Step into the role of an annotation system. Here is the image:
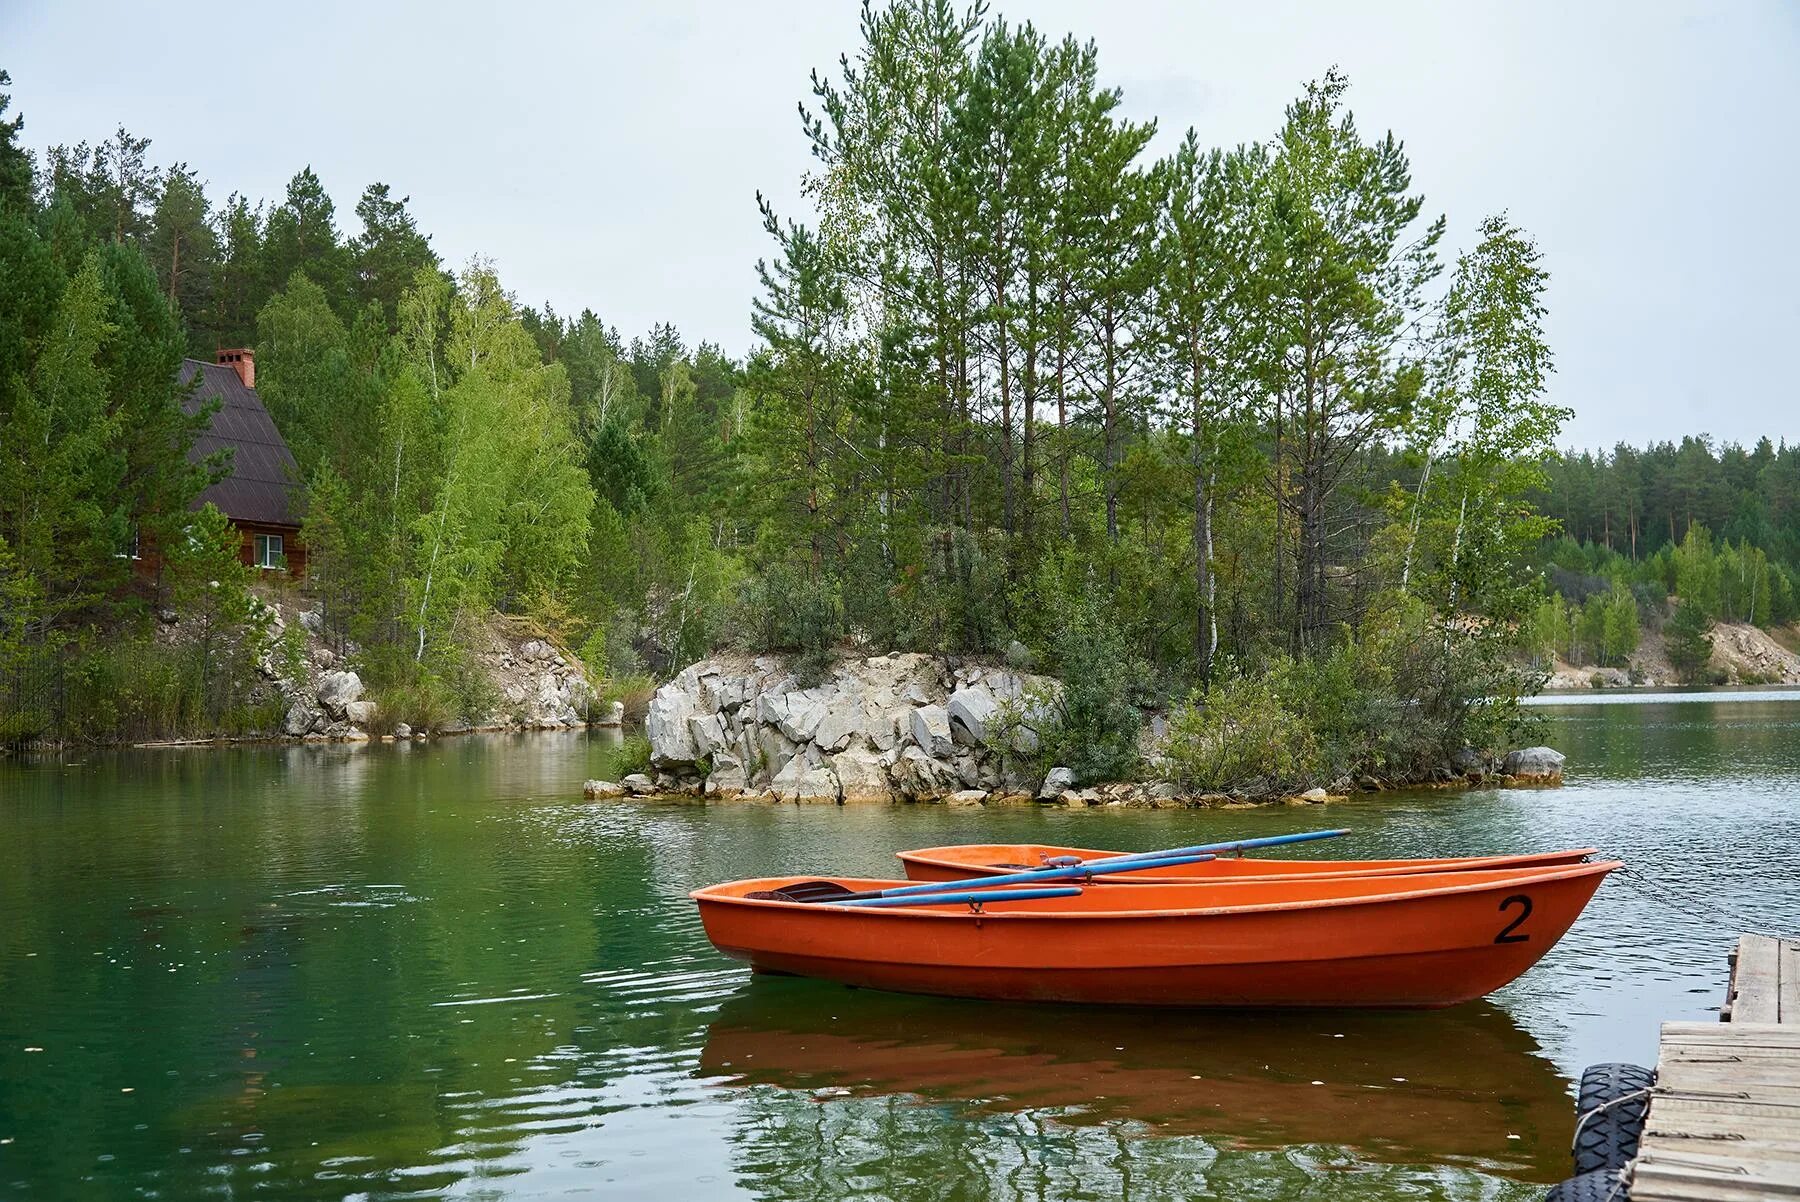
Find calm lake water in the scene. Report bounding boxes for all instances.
[4,696,1799,1201]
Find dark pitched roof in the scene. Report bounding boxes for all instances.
[178,359,301,528]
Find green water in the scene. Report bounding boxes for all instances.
[3,696,1799,1201]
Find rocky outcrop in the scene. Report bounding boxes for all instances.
[1546,620,1800,689]
[1502,746,1565,784]
[637,652,1569,806]
[260,604,597,741]
[644,653,1059,803]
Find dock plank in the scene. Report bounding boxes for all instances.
[1728,934,1782,1023]
[1663,1021,1800,1048]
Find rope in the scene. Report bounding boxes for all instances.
[1609,865,1793,937]
[1566,1087,1651,1202]
[1568,1086,1655,1157]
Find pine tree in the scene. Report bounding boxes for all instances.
[261,167,351,314]
[146,163,218,349]
[0,70,34,219]
[351,183,437,327]
[1261,70,1442,647]
[1665,597,1713,683]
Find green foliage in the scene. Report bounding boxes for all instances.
[615,733,653,777]
[737,559,842,686]
[1523,595,1562,665]
[1159,606,1544,795]
[1665,598,1714,684]
[1163,674,1321,794]
[375,683,455,734]
[1038,591,1143,785]
[1570,586,1638,668]
[1543,435,1800,578]
[1673,524,1721,620]
[0,71,32,219]
[164,503,272,717]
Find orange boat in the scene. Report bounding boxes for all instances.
[692,861,1619,1008]
[898,842,1596,884]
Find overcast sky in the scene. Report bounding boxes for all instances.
[5,0,1795,450]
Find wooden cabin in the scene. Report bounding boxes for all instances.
[174,348,306,577]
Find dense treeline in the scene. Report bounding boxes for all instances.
[1541,437,1800,570]
[1524,440,1800,679]
[2,1,1596,781]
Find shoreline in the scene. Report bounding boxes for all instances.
[1,719,624,755]
[1524,683,1800,705]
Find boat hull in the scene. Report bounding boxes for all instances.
[897,844,1595,884]
[693,862,1617,1008]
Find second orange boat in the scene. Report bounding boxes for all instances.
[897,843,1596,884]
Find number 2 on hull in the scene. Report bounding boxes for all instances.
[1495,894,1533,943]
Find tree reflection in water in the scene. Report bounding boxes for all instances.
[704,977,1565,1201]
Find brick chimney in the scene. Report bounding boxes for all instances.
[217,347,255,389]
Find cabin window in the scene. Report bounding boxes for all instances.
[254,533,285,570]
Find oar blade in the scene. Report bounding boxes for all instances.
[750,880,864,904]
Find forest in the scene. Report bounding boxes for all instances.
[2,2,1794,783]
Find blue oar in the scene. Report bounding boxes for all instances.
[836,886,1082,909]
[1042,828,1351,869]
[765,852,1217,904]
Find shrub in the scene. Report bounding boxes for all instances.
[368,678,455,734]
[1039,593,1142,785]
[1162,674,1321,794]
[736,560,842,683]
[614,733,652,776]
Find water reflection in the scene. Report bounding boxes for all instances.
[703,979,1570,1181]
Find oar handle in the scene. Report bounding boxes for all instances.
[1082,829,1351,868]
[835,886,1082,909]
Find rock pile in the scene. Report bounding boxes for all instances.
[482,638,597,729]
[645,653,1058,803]
[281,668,373,739]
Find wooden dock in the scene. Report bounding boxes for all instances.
[1630,934,1800,1200]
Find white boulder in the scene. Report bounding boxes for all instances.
[829,747,894,804]
[771,756,839,804]
[909,704,955,758]
[946,684,997,746]
[316,670,364,718]
[1503,746,1566,784]
[646,684,699,765]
